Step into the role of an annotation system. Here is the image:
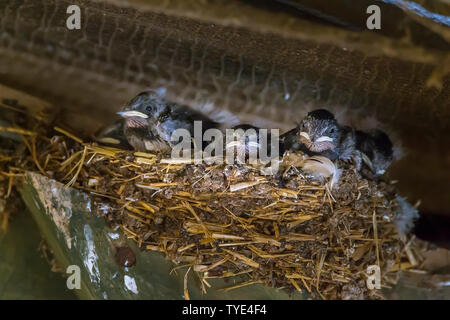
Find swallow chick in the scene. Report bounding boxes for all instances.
[118,90,218,153]
[355,128,394,177]
[282,109,394,178]
[281,109,352,161]
[226,124,260,161]
[225,124,282,162]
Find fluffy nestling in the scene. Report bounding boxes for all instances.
[355,128,394,176]
[282,109,394,177]
[281,109,353,161]
[118,90,218,153]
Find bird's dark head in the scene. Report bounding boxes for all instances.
[367,129,393,159]
[117,90,168,127]
[366,129,394,175]
[297,109,340,153]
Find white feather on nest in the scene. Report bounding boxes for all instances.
[395,196,419,240]
[300,156,342,188]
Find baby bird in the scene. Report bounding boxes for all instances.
[226,124,280,162]
[282,109,352,161]
[118,90,218,153]
[355,128,394,176]
[282,109,394,177]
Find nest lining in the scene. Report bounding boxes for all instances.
[15,125,422,300]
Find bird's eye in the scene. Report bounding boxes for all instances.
[145,106,152,113]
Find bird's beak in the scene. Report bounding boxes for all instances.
[299,132,310,141]
[315,136,333,143]
[117,111,149,119]
[300,133,335,152]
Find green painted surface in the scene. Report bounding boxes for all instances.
[0,209,76,300]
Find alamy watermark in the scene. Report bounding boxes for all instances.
[66,265,81,290]
[366,5,381,30]
[169,122,280,175]
[66,4,381,31]
[66,5,81,30]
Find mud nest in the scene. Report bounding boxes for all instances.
[3,120,418,300]
[0,101,423,299]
